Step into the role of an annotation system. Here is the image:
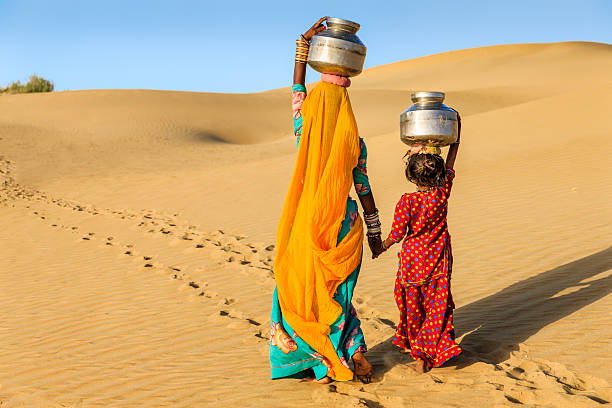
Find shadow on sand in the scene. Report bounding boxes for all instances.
[368,246,612,377]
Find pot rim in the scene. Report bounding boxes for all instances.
[326,17,360,32]
[411,91,445,103]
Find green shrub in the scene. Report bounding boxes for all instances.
[1,75,54,94]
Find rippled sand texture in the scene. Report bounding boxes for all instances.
[0,41,611,407]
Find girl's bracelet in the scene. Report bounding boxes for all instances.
[382,238,392,250]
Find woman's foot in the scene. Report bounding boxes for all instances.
[409,358,429,374]
[352,352,373,384]
[399,347,411,354]
[300,369,332,384]
[302,376,332,384]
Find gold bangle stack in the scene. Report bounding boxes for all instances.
[295,37,310,64]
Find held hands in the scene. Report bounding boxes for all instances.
[303,17,327,41]
[368,234,385,259]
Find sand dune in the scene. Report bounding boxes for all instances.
[1,41,611,407]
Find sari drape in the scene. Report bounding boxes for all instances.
[273,82,364,381]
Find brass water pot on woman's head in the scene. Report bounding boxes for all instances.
[400,92,459,147]
[307,18,367,77]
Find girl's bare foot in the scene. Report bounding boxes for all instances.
[399,347,411,354]
[352,352,373,384]
[409,358,428,374]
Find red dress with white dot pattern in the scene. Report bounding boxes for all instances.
[387,169,462,367]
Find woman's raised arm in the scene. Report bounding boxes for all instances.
[293,17,327,86]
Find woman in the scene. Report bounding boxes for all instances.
[269,17,384,384]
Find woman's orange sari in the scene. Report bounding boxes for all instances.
[274,82,364,381]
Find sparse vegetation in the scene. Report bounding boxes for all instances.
[1,75,54,94]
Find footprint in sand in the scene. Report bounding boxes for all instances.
[214,308,262,333]
[198,290,217,299]
[181,232,195,241]
[140,258,164,271]
[178,280,204,292]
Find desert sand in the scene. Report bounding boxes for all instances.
[0,41,611,407]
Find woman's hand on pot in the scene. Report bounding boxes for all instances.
[303,17,327,41]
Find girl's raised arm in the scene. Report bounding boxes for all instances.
[445,113,461,170]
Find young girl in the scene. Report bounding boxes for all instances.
[379,133,462,373]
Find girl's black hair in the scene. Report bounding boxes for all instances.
[405,153,447,188]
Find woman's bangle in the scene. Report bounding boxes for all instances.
[364,209,382,237]
[295,38,310,64]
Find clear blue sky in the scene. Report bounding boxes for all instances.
[1,0,610,93]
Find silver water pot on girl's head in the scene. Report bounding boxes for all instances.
[400,92,459,147]
[307,18,367,77]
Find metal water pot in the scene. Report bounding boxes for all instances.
[400,92,458,147]
[307,18,366,77]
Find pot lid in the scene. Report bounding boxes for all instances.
[411,91,445,103]
[326,18,360,33]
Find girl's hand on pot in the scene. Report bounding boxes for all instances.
[303,17,327,41]
[451,108,461,141]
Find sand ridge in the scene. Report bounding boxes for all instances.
[1,41,611,406]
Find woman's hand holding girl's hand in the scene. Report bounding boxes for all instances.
[369,234,385,259]
[303,17,327,41]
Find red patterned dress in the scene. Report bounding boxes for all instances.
[387,168,462,368]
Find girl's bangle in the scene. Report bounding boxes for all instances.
[382,239,391,250]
